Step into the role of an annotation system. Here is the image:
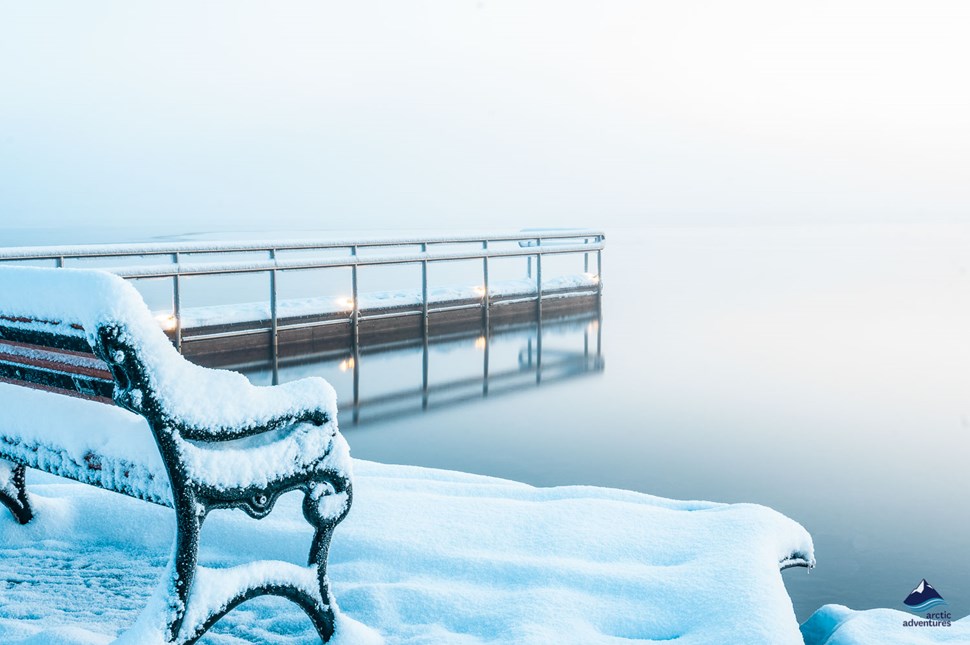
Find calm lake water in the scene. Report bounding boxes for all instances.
[4,223,969,623]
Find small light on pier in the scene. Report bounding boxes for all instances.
[336,297,356,311]
[473,285,487,297]
[583,273,600,283]
[338,357,356,372]
[474,336,487,350]
[155,314,178,331]
[586,320,599,332]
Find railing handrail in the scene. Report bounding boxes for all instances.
[105,240,605,279]
[0,229,605,262]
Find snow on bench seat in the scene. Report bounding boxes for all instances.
[1,460,814,645]
[0,382,170,505]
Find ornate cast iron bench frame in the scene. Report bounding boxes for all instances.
[0,268,352,644]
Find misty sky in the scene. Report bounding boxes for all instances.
[1,1,968,233]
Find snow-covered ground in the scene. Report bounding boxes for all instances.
[801,605,970,644]
[1,461,812,645]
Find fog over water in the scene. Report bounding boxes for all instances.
[2,2,969,234]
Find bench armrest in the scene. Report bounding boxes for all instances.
[160,373,338,442]
[96,325,338,442]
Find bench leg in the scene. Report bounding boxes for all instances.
[303,472,354,641]
[165,487,203,644]
[176,474,353,644]
[147,469,351,645]
[0,461,33,525]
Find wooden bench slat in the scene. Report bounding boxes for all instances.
[0,377,116,405]
[0,360,115,402]
[0,322,91,354]
[0,329,116,405]
[0,337,105,363]
[0,342,113,380]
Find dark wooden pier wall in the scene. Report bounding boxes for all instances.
[176,289,601,369]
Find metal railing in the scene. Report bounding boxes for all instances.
[0,230,605,382]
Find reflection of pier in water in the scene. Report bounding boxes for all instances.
[232,310,604,427]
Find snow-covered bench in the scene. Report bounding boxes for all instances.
[0,266,353,644]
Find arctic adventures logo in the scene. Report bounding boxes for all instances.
[902,579,952,628]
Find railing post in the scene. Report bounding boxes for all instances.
[55,257,64,268]
[535,238,542,322]
[172,252,183,353]
[421,242,431,410]
[421,242,430,409]
[584,237,589,273]
[351,245,360,344]
[596,235,603,363]
[597,236,603,294]
[351,245,360,424]
[421,242,430,338]
[481,240,490,330]
[535,238,543,384]
[269,249,279,385]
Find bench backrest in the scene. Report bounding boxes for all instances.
[0,267,162,408]
[0,266,336,443]
[0,319,116,404]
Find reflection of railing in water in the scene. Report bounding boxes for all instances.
[355,312,602,426]
[237,311,604,427]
